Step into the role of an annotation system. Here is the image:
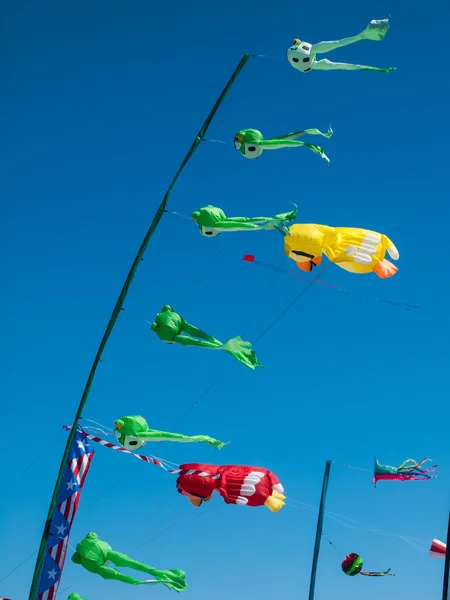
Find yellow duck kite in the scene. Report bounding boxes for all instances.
[284,224,399,278]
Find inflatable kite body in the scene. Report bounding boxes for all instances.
[176,463,285,512]
[151,305,262,369]
[192,204,297,237]
[430,539,447,558]
[373,457,438,486]
[72,532,187,591]
[68,595,85,600]
[114,415,226,451]
[286,18,395,74]
[341,553,394,577]
[234,127,332,162]
[284,223,399,278]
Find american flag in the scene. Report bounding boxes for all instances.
[35,429,95,600]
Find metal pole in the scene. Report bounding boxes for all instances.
[443,510,450,600]
[27,53,251,600]
[308,460,332,600]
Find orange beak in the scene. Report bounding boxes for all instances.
[235,134,244,141]
[189,497,203,507]
[293,38,301,44]
[114,422,122,430]
[296,256,322,272]
[296,261,313,272]
[188,495,211,507]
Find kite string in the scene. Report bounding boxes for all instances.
[0,550,37,583]
[0,428,64,503]
[247,258,419,310]
[285,495,429,549]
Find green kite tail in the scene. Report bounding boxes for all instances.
[72,533,187,592]
[287,17,396,74]
[150,305,262,369]
[234,128,331,161]
[114,415,227,450]
[191,204,298,237]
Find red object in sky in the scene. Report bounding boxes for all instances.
[430,538,447,558]
[243,254,255,263]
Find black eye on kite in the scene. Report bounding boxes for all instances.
[302,46,309,51]
[129,441,138,446]
[205,231,213,236]
[292,57,299,63]
[248,146,256,152]
[303,57,310,62]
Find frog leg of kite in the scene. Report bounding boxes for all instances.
[172,322,223,349]
[313,58,395,73]
[106,551,187,592]
[259,139,330,163]
[360,568,394,576]
[309,18,395,73]
[312,18,391,54]
[176,325,262,370]
[267,127,333,141]
[142,429,227,449]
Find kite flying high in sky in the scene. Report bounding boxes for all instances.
[284,223,399,278]
[341,553,394,577]
[176,463,285,512]
[286,17,395,73]
[150,305,262,369]
[234,127,332,161]
[192,204,297,237]
[373,457,438,485]
[72,533,187,591]
[114,415,226,450]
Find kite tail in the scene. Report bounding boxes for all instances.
[397,458,438,480]
[274,203,298,224]
[303,142,330,164]
[221,336,263,369]
[360,568,394,577]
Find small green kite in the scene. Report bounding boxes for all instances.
[71,532,187,591]
[114,415,227,450]
[234,127,332,161]
[150,305,262,370]
[192,204,297,237]
[68,595,85,600]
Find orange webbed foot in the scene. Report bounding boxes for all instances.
[373,259,398,279]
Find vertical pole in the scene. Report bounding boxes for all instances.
[443,510,450,600]
[308,460,332,600]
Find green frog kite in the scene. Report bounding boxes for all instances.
[150,305,262,370]
[286,17,395,73]
[191,204,297,237]
[234,127,332,161]
[68,595,85,600]
[114,415,227,450]
[71,532,187,591]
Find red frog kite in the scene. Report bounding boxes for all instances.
[175,463,285,512]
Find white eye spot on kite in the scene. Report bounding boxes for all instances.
[243,143,263,159]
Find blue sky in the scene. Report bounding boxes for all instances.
[2,0,449,598]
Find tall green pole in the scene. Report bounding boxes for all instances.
[308,460,332,600]
[443,510,450,600]
[28,53,251,600]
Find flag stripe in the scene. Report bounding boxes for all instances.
[35,430,95,600]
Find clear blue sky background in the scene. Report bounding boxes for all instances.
[2,0,449,599]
